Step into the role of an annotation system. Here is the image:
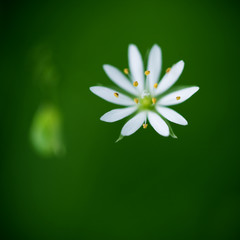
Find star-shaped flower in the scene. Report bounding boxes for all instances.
[90,44,199,141]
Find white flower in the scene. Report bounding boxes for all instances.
[90,44,199,140]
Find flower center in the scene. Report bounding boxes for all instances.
[140,96,152,108]
[140,90,153,109]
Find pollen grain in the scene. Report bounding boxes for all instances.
[133,81,138,87]
[176,96,181,100]
[152,98,157,104]
[145,70,150,76]
[123,68,129,74]
[134,98,139,104]
[143,123,148,129]
[166,67,171,73]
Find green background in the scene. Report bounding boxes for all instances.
[1,0,240,239]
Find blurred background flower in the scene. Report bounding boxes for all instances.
[30,104,65,157]
[27,44,65,157]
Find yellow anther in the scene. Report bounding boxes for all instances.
[152,97,157,104]
[176,96,181,100]
[133,81,138,87]
[114,92,119,98]
[143,123,148,129]
[134,98,139,104]
[123,68,129,75]
[154,83,158,89]
[166,67,171,73]
[145,70,150,76]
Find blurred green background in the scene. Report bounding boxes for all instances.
[1,0,240,239]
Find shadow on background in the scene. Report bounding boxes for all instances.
[1,0,240,239]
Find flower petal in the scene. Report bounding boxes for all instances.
[90,86,134,106]
[121,111,146,136]
[158,86,199,106]
[155,60,184,96]
[103,64,137,95]
[156,106,188,125]
[147,44,162,94]
[148,111,169,137]
[128,44,144,92]
[100,106,137,123]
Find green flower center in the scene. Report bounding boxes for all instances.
[138,90,155,110]
[140,96,152,108]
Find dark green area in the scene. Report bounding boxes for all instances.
[1,0,240,239]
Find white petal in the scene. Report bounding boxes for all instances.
[90,86,134,106]
[155,60,185,96]
[103,65,137,95]
[148,111,169,137]
[100,106,137,123]
[147,44,162,94]
[128,44,144,92]
[121,112,146,136]
[158,86,199,106]
[156,106,188,125]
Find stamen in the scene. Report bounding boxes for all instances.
[154,83,158,89]
[133,81,138,87]
[145,70,150,76]
[176,96,181,100]
[166,67,171,73]
[152,98,157,104]
[143,123,148,129]
[134,98,139,104]
[114,92,119,98]
[123,68,129,75]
